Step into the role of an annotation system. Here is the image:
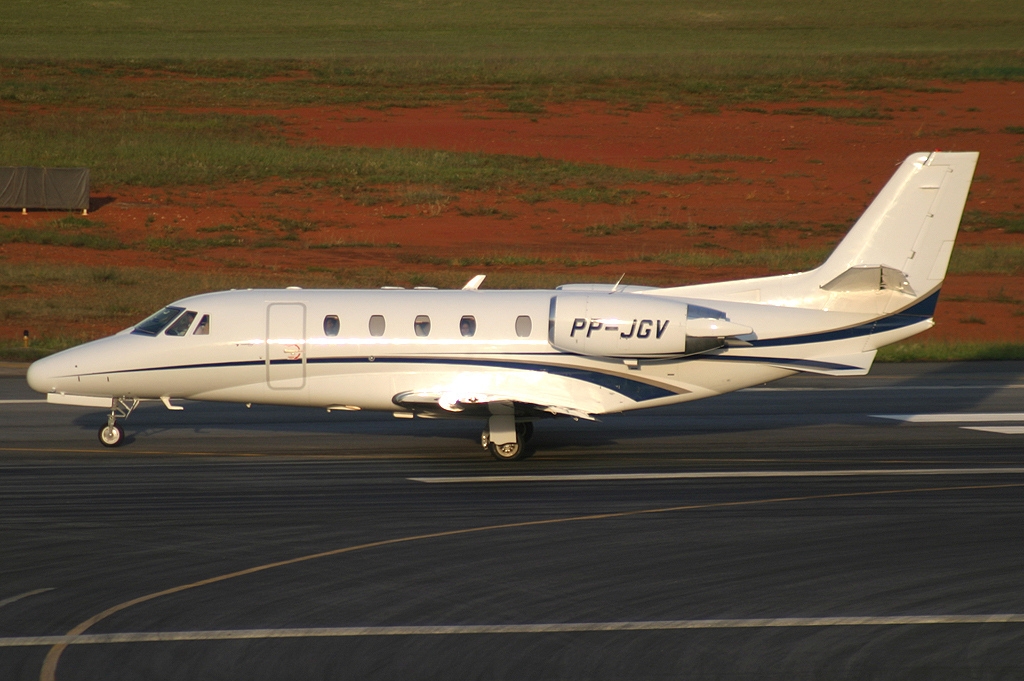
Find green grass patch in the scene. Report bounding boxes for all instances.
[397,253,548,267]
[0,227,124,250]
[143,236,245,251]
[3,0,1023,73]
[672,153,775,163]
[773,106,893,120]
[960,210,1024,233]
[729,220,805,235]
[583,218,645,236]
[0,214,123,249]
[400,189,457,207]
[307,240,399,249]
[877,341,1024,362]
[458,205,504,217]
[948,246,1024,275]
[552,187,649,205]
[0,109,676,191]
[0,1,1020,111]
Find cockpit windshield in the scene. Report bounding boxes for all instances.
[132,306,185,336]
[164,310,198,336]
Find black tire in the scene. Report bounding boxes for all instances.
[488,440,526,461]
[98,424,124,447]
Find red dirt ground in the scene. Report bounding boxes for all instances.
[2,81,1023,344]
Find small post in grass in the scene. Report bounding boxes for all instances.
[23,330,29,348]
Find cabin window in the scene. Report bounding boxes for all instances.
[368,315,386,337]
[193,314,211,335]
[132,306,184,336]
[515,315,532,337]
[323,315,340,337]
[414,315,431,337]
[165,310,198,337]
[459,315,476,337]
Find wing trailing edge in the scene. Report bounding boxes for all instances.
[392,390,596,420]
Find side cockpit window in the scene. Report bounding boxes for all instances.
[193,314,211,335]
[165,310,198,336]
[132,306,185,336]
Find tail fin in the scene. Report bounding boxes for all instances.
[650,151,978,309]
[817,151,978,297]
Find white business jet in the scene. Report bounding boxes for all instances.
[27,151,977,460]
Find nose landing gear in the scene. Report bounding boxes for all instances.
[98,398,140,447]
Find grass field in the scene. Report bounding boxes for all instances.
[2,0,1023,81]
[0,110,683,189]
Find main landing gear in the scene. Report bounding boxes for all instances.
[98,397,140,447]
[482,415,534,461]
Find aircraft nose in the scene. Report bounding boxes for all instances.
[26,352,74,394]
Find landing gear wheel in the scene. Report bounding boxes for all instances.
[517,421,534,443]
[489,440,526,461]
[98,423,124,447]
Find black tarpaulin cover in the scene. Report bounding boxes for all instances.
[0,167,90,210]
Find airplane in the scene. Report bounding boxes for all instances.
[27,151,978,460]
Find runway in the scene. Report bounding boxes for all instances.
[1,362,1023,680]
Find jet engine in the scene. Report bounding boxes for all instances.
[548,294,752,358]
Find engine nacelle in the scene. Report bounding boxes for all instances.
[548,294,754,358]
[548,294,690,357]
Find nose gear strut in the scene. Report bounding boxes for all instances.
[98,397,140,447]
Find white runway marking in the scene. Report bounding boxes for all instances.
[964,426,1024,435]
[874,413,1024,423]
[874,413,1024,434]
[748,385,1024,392]
[409,468,1024,484]
[3,615,1023,647]
[0,588,53,610]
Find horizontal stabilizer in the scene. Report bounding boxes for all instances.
[821,265,915,295]
[769,350,877,376]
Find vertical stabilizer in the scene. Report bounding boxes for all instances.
[645,152,978,310]
[818,151,978,296]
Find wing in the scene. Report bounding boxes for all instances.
[392,390,595,420]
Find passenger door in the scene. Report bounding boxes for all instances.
[266,303,306,389]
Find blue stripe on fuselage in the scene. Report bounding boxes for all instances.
[306,356,679,402]
[93,355,679,402]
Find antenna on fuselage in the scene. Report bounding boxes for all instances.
[462,274,486,290]
[611,273,626,293]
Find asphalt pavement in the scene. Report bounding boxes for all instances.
[1,362,1023,680]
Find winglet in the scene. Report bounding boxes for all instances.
[462,275,486,290]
